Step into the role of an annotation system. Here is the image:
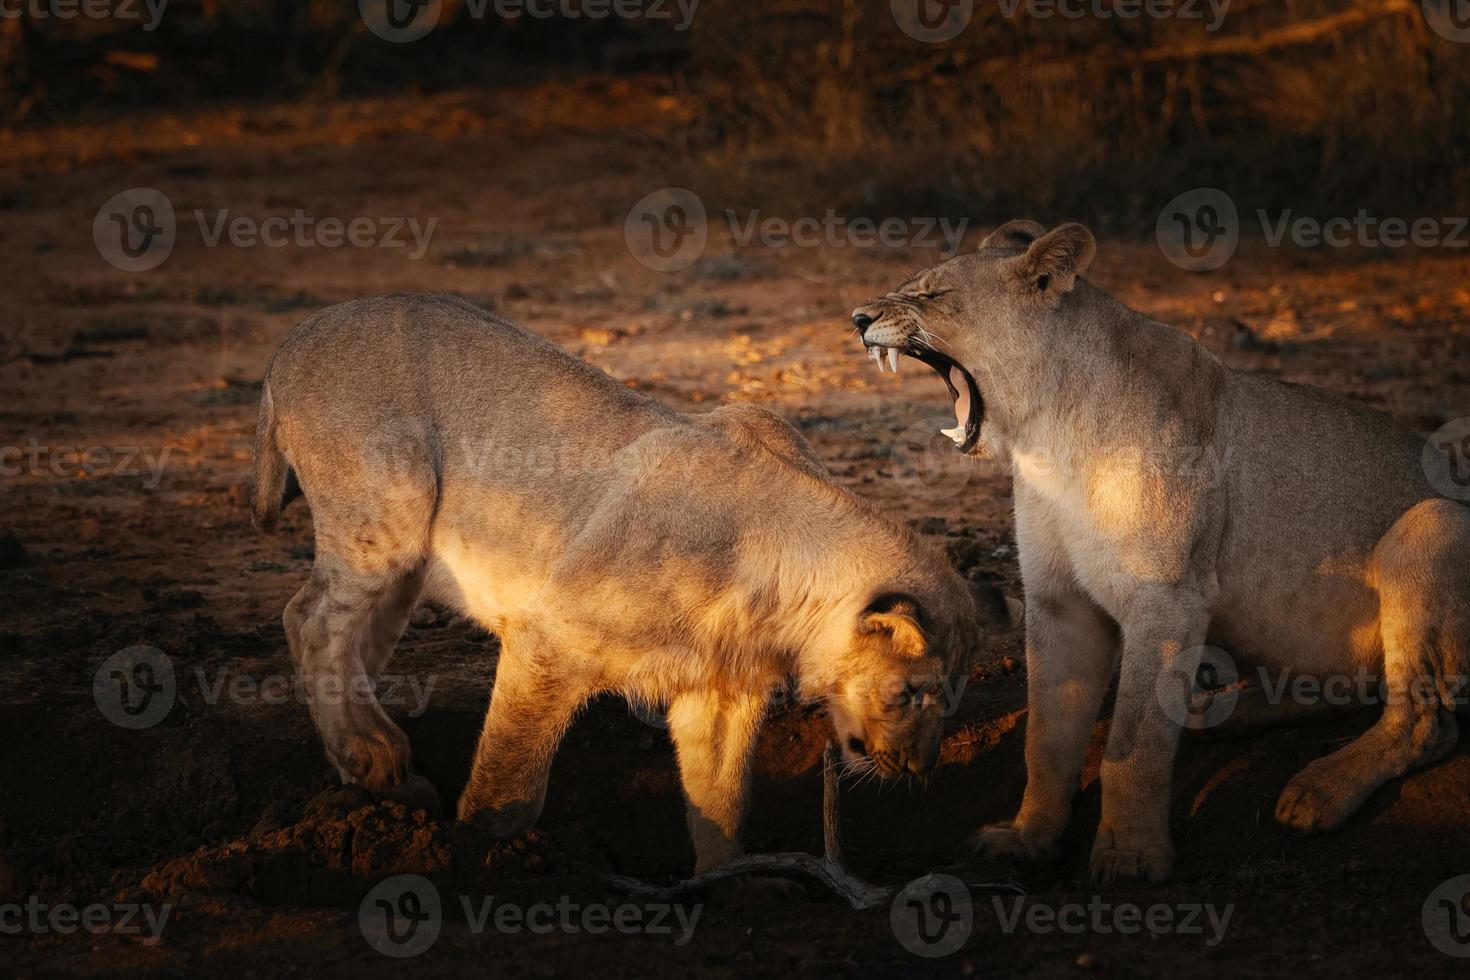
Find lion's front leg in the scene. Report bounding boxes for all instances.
[666,688,768,872]
[972,588,1118,861]
[1090,587,1210,885]
[456,628,592,833]
[970,506,1119,863]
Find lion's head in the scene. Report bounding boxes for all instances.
[850,219,1097,456]
[813,568,1013,779]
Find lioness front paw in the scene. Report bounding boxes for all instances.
[336,727,412,793]
[1275,761,1361,834]
[1088,826,1174,885]
[964,821,1060,862]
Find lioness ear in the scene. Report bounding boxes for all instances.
[860,593,927,658]
[981,219,1045,250]
[1015,222,1096,295]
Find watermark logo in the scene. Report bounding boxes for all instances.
[94,188,176,272]
[886,414,996,502]
[891,874,973,957]
[1156,187,1238,272]
[1424,875,1470,957]
[625,188,969,273]
[1159,188,1470,269]
[360,0,442,42]
[1425,418,1470,502]
[1422,0,1470,43]
[625,188,708,272]
[360,874,443,958]
[1154,644,1238,730]
[891,0,973,43]
[93,646,177,730]
[97,188,438,270]
[0,0,168,30]
[93,647,439,729]
[357,877,702,956]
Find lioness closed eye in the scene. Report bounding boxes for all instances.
[852,220,1470,885]
[253,292,999,874]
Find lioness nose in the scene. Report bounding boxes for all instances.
[851,311,875,333]
[913,739,941,775]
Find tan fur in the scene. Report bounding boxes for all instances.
[253,293,987,872]
[853,222,1470,884]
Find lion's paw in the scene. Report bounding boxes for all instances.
[336,727,412,792]
[1275,762,1359,834]
[963,822,1059,862]
[1088,827,1174,885]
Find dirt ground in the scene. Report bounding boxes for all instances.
[3,79,1469,978]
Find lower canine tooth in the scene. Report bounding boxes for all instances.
[940,426,965,444]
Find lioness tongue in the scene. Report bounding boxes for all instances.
[940,367,969,444]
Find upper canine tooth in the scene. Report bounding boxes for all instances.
[887,348,899,373]
[940,425,965,444]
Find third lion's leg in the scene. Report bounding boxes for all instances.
[666,688,768,873]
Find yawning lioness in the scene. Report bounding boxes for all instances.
[853,220,1470,884]
[253,292,992,873]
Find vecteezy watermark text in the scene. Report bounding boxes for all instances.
[888,874,1233,957]
[992,895,1233,946]
[359,875,700,957]
[625,187,969,272]
[94,188,438,271]
[93,646,439,730]
[1,441,173,488]
[1158,187,1470,271]
[994,0,1228,30]
[0,0,167,30]
[359,0,698,44]
[0,898,171,943]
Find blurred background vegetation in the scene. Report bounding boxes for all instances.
[2,0,1466,231]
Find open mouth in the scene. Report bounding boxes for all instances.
[863,342,984,453]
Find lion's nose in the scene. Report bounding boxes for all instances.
[910,739,941,776]
[851,311,876,333]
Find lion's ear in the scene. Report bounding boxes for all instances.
[1014,222,1096,294]
[860,593,927,658]
[981,219,1046,250]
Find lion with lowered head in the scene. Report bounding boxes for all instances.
[852,220,1470,884]
[252,292,998,877]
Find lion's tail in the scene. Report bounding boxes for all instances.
[251,382,288,532]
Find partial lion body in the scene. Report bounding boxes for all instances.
[854,220,1470,883]
[254,293,977,871]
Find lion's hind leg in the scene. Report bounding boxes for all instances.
[1275,497,1470,833]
